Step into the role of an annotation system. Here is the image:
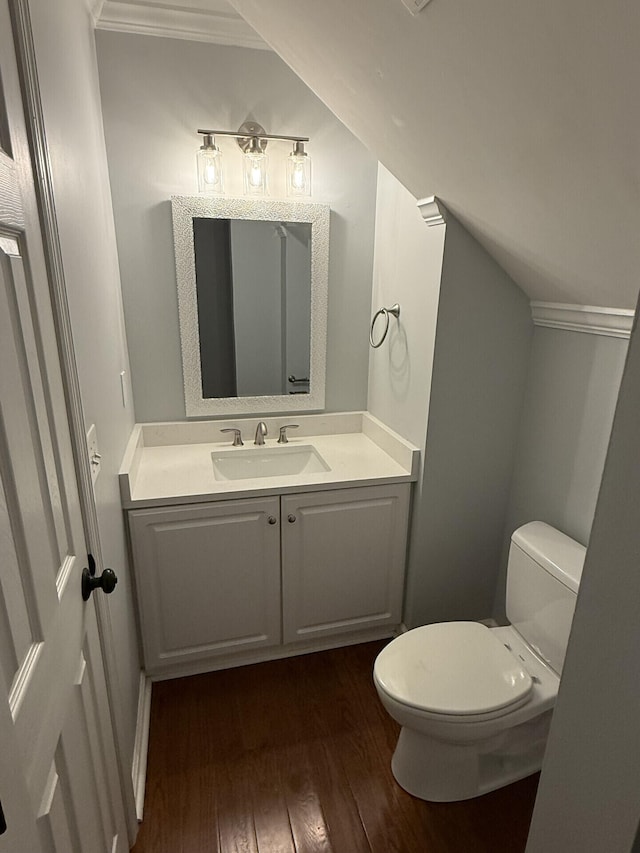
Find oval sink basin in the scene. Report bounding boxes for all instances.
[212,444,331,481]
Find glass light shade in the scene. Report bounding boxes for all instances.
[197,136,224,194]
[243,149,268,196]
[287,142,312,197]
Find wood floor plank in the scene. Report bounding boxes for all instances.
[288,647,374,852]
[249,746,296,853]
[311,741,372,853]
[215,753,260,853]
[279,741,334,853]
[332,723,424,853]
[132,641,539,853]
[132,772,183,853]
[178,764,220,853]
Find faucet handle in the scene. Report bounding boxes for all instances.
[220,428,244,447]
[277,424,300,444]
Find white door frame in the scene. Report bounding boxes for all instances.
[9,0,137,841]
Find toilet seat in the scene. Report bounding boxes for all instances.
[374,622,533,717]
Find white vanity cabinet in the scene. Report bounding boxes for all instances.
[128,496,282,674]
[127,483,411,677]
[281,485,410,644]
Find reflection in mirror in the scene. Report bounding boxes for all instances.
[172,196,329,418]
[193,218,311,399]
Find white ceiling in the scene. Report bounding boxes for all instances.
[99,0,640,309]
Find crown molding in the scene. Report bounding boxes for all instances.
[96,0,268,51]
[417,195,447,227]
[84,0,105,23]
[531,302,635,339]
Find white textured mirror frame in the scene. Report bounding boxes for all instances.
[171,196,330,417]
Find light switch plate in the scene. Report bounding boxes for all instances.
[86,423,101,485]
[400,0,432,13]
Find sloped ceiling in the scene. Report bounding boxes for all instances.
[226,0,640,309]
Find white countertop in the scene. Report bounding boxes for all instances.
[119,412,419,508]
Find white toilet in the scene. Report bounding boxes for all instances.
[374,521,585,802]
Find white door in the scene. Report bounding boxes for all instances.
[0,2,128,851]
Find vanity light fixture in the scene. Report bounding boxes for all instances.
[196,133,224,195]
[242,134,268,196]
[196,122,312,197]
[287,141,312,198]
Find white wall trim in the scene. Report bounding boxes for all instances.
[96,0,268,50]
[84,0,106,24]
[416,195,447,227]
[131,673,152,822]
[531,302,635,339]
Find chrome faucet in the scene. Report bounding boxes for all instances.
[254,421,268,445]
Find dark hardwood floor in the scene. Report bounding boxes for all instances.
[133,641,539,853]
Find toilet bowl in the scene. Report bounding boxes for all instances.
[374,522,585,802]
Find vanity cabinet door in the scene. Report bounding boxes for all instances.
[128,497,281,674]
[281,484,410,645]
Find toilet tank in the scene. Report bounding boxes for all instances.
[506,522,586,676]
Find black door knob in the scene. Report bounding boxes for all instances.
[82,567,118,601]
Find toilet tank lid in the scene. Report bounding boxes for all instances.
[512,522,586,593]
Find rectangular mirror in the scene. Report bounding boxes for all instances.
[171,196,330,417]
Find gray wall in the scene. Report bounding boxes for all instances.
[30,0,140,774]
[495,326,627,618]
[405,215,533,627]
[95,31,378,422]
[367,164,444,449]
[525,304,640,853]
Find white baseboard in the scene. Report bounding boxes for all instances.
[131,672,152,822]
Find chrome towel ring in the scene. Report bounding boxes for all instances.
[369,303,400,348]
